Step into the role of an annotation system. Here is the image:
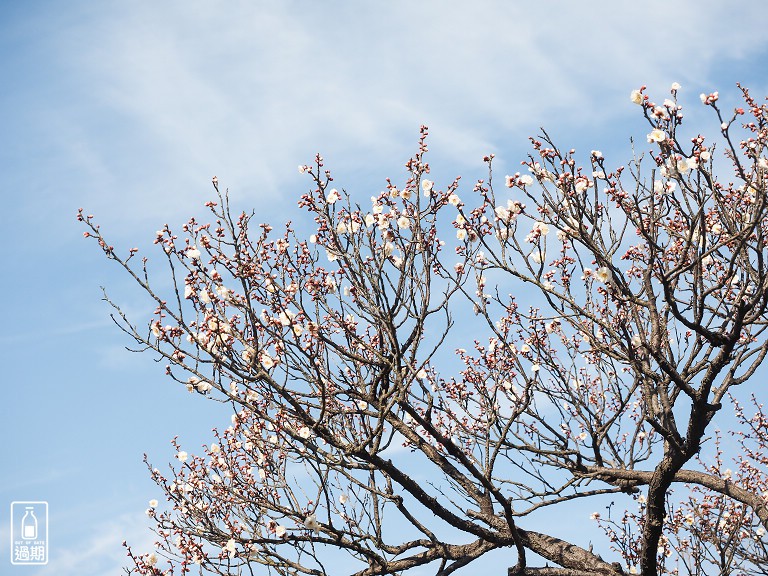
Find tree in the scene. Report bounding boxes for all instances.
[81,84,768,576]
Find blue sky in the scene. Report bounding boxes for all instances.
[2,1,768,574]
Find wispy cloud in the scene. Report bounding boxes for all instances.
[0,504,153,575]
[36,511,154,576]
[33,1,768,231]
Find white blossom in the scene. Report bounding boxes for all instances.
[216,285,231,301]
[647,129,666,143]
[326,189,340,204]
[304,514,321,533]
[596,266,612,283]
[224,538,237,555]
[260,353,276,370]
[630,89,643,105]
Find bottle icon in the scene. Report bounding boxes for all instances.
[21,507,37,540]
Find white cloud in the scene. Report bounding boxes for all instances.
[33,511,154,576]
[35,0,767,231]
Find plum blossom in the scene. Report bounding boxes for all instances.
[647,129,666,143]
[242,347,256,363]
[596,267,612,283]
[574,178,589,193]
[339,493,348,504]
[421,179,434,196]
[304,514,321,533]
[495,205,511,221]
[496,199,524,223]
[519,175,534,186]
[260,352,276,370]
[448,193,460,206]
[525,221,549,243]
[215,285,231,301]
[326,189,340,204]
[397,215,411,229]
[149,499,158,508]
[224,538,237,555]
[630,89,643,105]
[275,525,287,537]
[177,451,188,462]
[186,246,201,260]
